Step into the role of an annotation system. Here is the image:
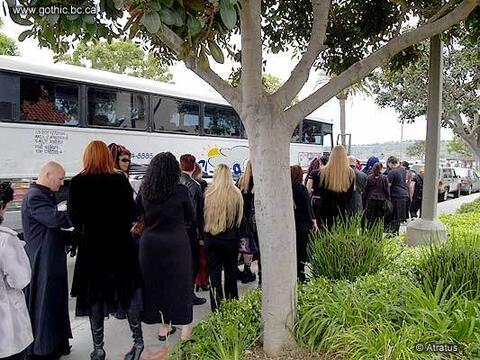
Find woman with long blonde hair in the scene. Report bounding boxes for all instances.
[316,145,355,228]
[204,164,244,311]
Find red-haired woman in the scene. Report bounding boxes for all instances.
[291,165,317,282]
[68,141,143,360]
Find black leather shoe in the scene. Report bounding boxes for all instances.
[193,295,207,305]
[158,326,177,341]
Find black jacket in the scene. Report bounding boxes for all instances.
[179,172,204,230]
[21,183,72,355]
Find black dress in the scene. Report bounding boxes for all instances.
[292,183,315,282]
[137,184,194,325]
[68,173,141,316]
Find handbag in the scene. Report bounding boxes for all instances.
[131,214,145,237]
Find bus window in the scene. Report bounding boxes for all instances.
[204,104,242,137]
[88,87,147,129]
[302,119,324,145]
[292,123,301,142]
[0,72,20,121]
[151,96,200,134]
[17,77,79,125]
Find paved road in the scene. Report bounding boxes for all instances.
[437,192,480,215]
[59,193,479,360]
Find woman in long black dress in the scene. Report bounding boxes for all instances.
[68,141,143,360]
[291,165,318,282]
[314,145,355,229]
[136,152,194,341]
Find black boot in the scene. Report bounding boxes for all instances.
[241,265,256,284]
[89,305,106,360]
[90,326,105,360]
[124,311,144,360]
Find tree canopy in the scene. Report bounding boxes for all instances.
[371,33,480,159]
[0,17,19,56]
[58,39,173,82]
[406,140,426,159]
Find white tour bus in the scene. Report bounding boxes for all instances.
[0,56,333,230]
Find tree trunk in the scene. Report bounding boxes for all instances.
[244,114,297,355]
[339,95,346,147]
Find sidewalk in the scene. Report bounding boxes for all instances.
[64,265,258,360]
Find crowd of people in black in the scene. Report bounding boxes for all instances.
[0,142,424,360]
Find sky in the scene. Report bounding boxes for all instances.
[0,13,454,145]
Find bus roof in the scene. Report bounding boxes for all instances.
[0,55,332,124]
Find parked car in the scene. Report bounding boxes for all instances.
[439,167,461,200]
[454,167,480,195]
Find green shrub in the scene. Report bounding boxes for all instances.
[295,272,414,351]
[168,290,261,360]
[307,215,385,281]
[457,198,480,214]
[404,279,480,344]
[439,212,480,235]
[416,232,480,300]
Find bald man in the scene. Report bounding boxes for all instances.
[21,161,73,360]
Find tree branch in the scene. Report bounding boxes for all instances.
[273,0,331,110]
[286,0,479,128]
[155,25,241,109]
[240,0,263,110]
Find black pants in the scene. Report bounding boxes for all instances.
[296,228,310,282]
[1,351,26,360]
[365,199,386,229]
[388,197,408,235]
[187,226,200,284]
[205,238,239,312]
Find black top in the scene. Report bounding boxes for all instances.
[292,183,315,232]
[309,169,322,197]
[364,174,390,201]
[412,173,424,199]
[387,167,409,198]
[179,172,204,230]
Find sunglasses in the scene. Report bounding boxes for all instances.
[120,158,131,163]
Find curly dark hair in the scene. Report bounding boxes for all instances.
[140,152,180,202]
[0,182,14,225]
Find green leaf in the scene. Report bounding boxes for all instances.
[198,48,209,71]
[46,14,60,25]
[113,0,124,10]
[43,27,55,44]
[208,39,224,64]
[186,0,205,12]
[18,30,33,42]
[187,16,203,35]
[83,15,96,25]
[219,0,237,30]
[176,0,183,6]
[142,11,161,33]
[172,7,185,27]
[66,14,80,21]
[150,1,161,11]
[159,8,175,26]
[159,0,175,7]
[86,22,98,35]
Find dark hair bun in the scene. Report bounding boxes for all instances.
[0,182,14,205]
